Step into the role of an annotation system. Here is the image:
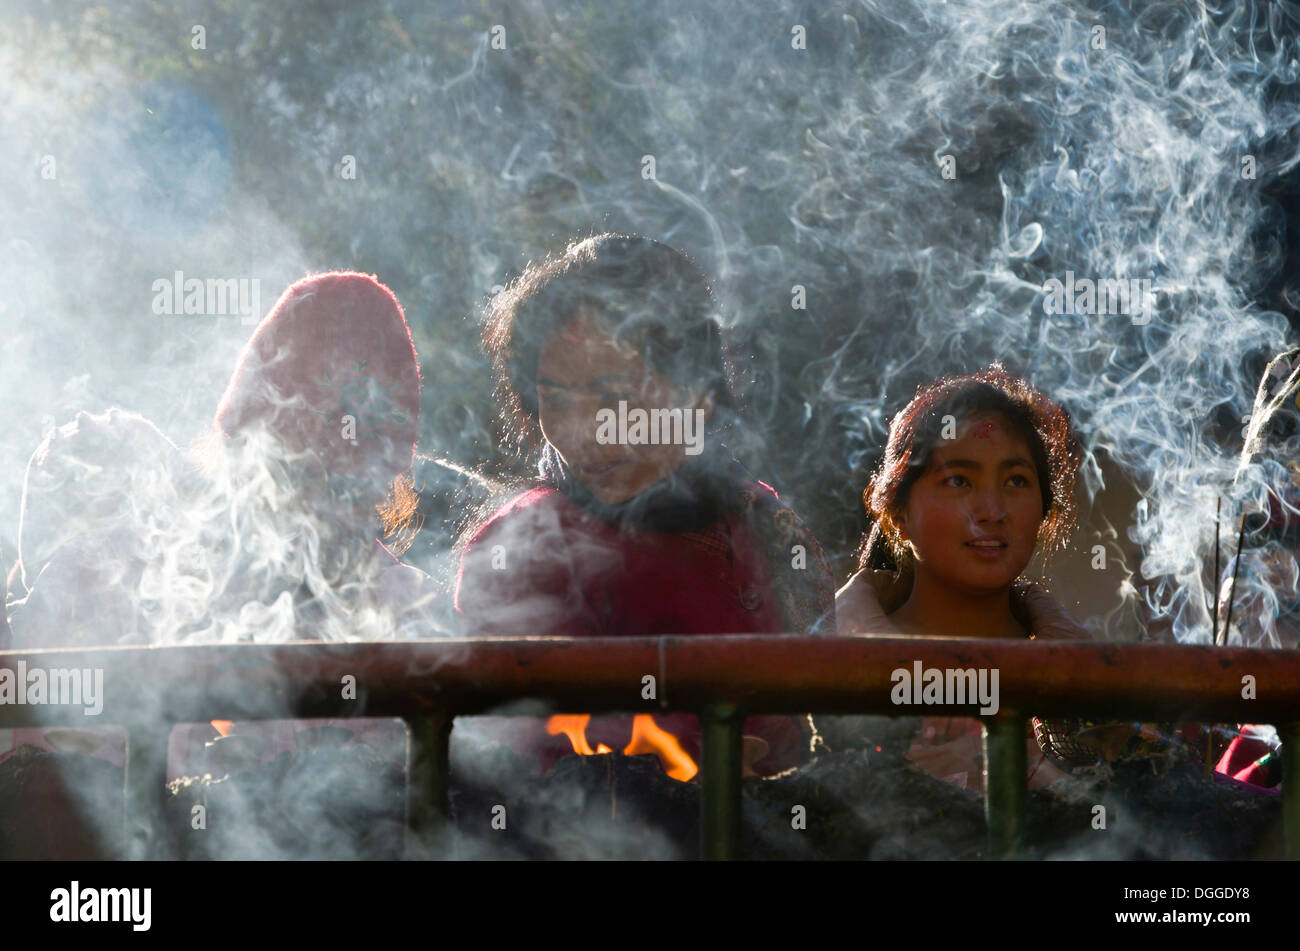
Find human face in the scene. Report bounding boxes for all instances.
[896,414,1045,594]
[536,312,709,504]
[286,450,385,537]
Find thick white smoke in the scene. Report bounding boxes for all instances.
[1,1,1297,646]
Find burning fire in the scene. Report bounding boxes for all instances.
[546,714,699,782]
[211,719,235,737]
[624,715,698,782]
[546,715,611,755]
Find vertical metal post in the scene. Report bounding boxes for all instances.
[700,702,743,861]
[1282,723,1300,860]
[125,726,171,860]
[404,714,452,860]
[983,713,1027,860]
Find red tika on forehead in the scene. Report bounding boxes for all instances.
[974,420,996,439]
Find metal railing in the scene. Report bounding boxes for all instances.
[0,635,1296,860]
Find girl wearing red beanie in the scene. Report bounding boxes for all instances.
[171,270,442,779]
[206,269,437,640]
[6,273,440,785]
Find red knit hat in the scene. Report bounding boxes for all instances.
[215,272,421,481]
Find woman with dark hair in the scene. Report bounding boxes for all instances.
[456,233,835,778]
[830,365,1085,790]
[834,370,1091,640]
[848,365,1081,636]
[836,366,1269,791]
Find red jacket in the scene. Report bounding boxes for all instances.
[455,484,815,776]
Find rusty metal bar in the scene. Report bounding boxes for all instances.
[5,637,1297,862]
[2,637,1299,726]
[983,715,1027,860]
[404,714,453,860]
[125,726,170,860]
[699,702,742,861]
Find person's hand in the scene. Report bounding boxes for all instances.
[1011,580,1091,640]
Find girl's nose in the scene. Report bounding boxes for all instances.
[972,489,1008,522]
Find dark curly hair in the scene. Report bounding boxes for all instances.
[857,364,1082,571]
[481,233,735,456]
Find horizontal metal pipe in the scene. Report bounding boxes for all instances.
[0,636,1297,727]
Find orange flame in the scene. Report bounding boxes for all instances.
[211,720,235,737]
[624,714,698,782]
[546,715,612,755]
[544,713,699,782]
